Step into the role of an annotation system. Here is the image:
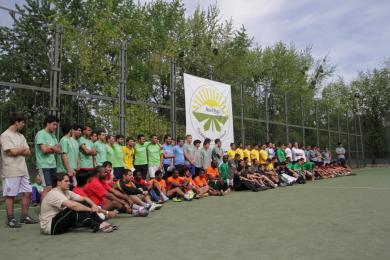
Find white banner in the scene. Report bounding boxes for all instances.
[184,73,234,151]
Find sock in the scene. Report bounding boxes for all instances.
[7,215,15,221]
[20,213,27,220]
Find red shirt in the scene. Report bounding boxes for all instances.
[84,177,111,206]
[73,186,87,197]
[133,178,148,189]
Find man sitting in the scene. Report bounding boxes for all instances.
[166,169,186,202]
[148,170,170,203]
[115,169,161,211]
[39,173,118,235]
[207,161,230,195]
[83,166,148,216]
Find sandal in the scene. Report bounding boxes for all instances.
[98,224,114,233]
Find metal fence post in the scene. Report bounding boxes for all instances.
[315,103,319,147]
[357,113,365,166]
[284,92,289,144]
[265,85,269,142]
[354,114,360,167]
[337,109,341,142]
[49,24,62,119]
[170,58,177,140]
[119,40,127,135]
[300,96,305,146]
[327,105,331,149]
[346,111,352,166]
[240,82,245,146]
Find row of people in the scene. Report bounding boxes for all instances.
[0,112,352,230]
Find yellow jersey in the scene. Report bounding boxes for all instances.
[123,146,134,169]
[235,148,244,160]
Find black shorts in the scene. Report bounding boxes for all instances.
[134,164,148,179]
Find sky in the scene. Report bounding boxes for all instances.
[1,0,389,82]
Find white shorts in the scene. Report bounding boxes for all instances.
[2,175,32,197]
[148,166,159,179]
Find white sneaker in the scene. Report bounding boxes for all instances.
[149,203,163,212]
[161,194,169,202]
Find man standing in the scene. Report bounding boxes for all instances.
[78,125,96,170]
[211,139,224,166]
[162,134,175,178]
[284,142,293,162]
[57,125,79,186]
[243,144,251,161]
[259,144,268,165]
[123,137,135,171]
[235,143,244,160]
[200,138,212,171]
[227,143,236,160]
[276,143,286,163]
[112,135,125,180]
[336,142,346,166]
[134,134,149,179]
[173,137,185,176]
[183,134,196,177]
[1,112,38,227]
[94,130,107,166]
[250,144,260,163]
[35,115,61,200]
[147,134,163,179]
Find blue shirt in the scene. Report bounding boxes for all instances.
[162,144,174,165]
[173,145,185,165]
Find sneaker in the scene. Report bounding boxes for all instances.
[31,203,39,207]
[20,216,38,224]
[172,197,182,202]
[144,204,152,210]
[133,207,149,217]
[7,219,21,228]
[161,194,169,202]
[149,203,162,211]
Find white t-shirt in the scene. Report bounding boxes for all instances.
[284,148,292,160]
[40,187,83,234]
[336,147,346,159]
[292,147,305,161]
[0,129,29,177]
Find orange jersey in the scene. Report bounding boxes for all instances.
[207,166,219,179]
[167,176,184,190]
[193,176,208,187]
[150,178,166,190]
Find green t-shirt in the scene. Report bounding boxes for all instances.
[287,163,294,169]
[134,141,150,165]
[293,163,304,175]
[112,144,124,168]
[35,129,58,169]
[304,161,314,171]
[106,144,114,165]
[183,143,195,163]
[94,140,107,166]
[147,143,162,167]
[78,136,94,169]
[219,162,229,181]
[57,136,78,172]
[276,148,286,162]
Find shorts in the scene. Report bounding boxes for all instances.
[134,164,148,179]
[225,179,234,187]
[38,168,57,187]
[148,166,159,179]
[2,175,32,197]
